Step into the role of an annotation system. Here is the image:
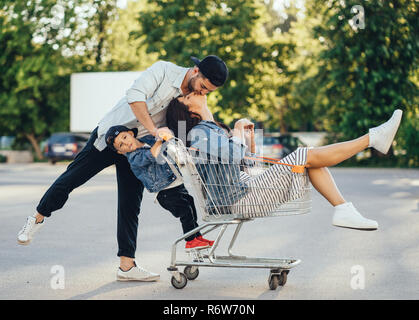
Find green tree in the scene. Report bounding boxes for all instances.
[261,0,318,133]
[136,0,291,127]
[60,0,158,72]
[307,0,418,166]
[105,0,158,71]
[283,6,326,133]
[0,0,74,159]
[0,0,155,159]
[263,0,299,35]
[56,0,119,72]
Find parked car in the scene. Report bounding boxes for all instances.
[44,132,89,164]
[257,134,306,159]
[0,136,15,150]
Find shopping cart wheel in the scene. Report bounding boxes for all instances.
[269,269,288,289]
[184,266,199,280]
[171,273,187,289]
[269,275,280,290]
[278,271,288,286]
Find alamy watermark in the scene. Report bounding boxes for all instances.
[50,265,65,290]
[350,265,365,290]
[349,5,365,30]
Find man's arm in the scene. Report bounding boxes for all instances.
[129,101,158,136]
[126,61,169,136]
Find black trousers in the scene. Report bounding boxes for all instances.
[156,184,201,242]
[37,128,144,258]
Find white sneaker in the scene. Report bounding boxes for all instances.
[369,109,403,154]
[117,262,160,282]
[332,202,378,230]
[17,216,45,245]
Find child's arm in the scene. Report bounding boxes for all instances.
[128,137,164,172]
[150,140,163,158]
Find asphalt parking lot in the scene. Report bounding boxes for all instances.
[0,163,418,300]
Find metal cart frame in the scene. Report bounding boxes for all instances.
[161,137,311,290]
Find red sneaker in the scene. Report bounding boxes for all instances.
[185,238,210,251]
[197,236,214,246]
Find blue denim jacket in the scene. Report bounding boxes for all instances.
[189,121,250,213]
[189,121,247,163]
[125,135,178,193]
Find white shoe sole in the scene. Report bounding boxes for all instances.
[17,239,31,245]
[333,223,377,231]
[116,275,160,282]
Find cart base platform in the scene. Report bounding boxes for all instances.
[174,255,300,269]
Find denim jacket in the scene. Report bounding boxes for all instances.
[189,121,251,213]
[125,135,179,193]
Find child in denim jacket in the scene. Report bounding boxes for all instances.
[105,125,213,251]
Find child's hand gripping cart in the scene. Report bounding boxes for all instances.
[159,132,312,290]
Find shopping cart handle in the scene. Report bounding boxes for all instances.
[158,131,174,141]
[291,165,305,174]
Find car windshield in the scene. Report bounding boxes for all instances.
[49,135,74,144]
[286,137,299,147]
[263,137,281,145]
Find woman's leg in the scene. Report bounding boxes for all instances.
[306,108,403,168]
[304,141,379,230]
[307,167,345,206]
[307,166,378,230]
[306,134,369,168]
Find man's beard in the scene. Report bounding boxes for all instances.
[187,77,196,94]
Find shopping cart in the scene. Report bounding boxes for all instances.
[159,134,311,290]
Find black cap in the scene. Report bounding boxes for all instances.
[105,125,138,151]
[190,55,228,87]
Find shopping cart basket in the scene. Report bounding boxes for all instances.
[159,134,311,290]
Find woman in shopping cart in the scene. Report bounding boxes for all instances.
[165,93,403,231]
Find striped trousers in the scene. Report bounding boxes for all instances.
[232,147,310,218]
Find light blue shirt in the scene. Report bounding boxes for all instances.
[94,61,189,151]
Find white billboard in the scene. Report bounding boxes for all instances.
[70,71,142,132]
